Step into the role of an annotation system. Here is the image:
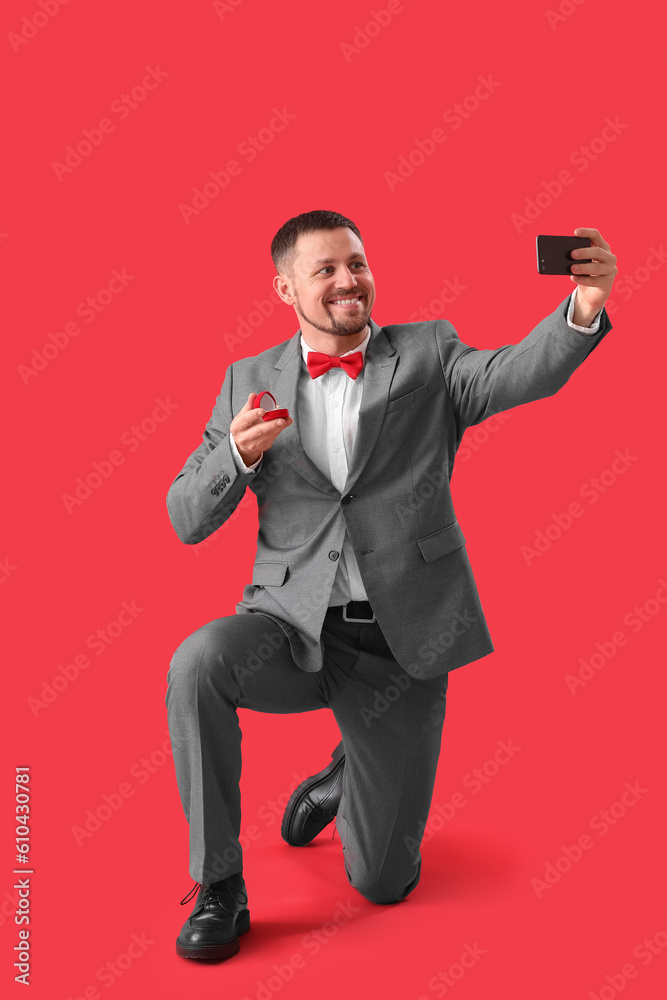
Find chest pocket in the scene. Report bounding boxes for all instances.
[385,382,430,414]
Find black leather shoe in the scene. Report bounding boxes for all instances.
[281,742,345,846]
[176,872,250,961]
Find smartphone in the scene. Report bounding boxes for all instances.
[536,235,592,275]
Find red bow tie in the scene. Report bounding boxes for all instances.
[306,350,364,380]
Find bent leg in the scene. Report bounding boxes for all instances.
[166,613,334,884]
[330,621,450,904]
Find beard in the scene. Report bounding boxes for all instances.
[293,290,370,337]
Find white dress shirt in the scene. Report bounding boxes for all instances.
[229,288,602,606]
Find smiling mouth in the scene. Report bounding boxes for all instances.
[328,296,364,307]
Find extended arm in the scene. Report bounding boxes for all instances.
[441,226,617,429]
[440,292,612,430]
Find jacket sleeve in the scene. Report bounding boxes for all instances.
[438,294,613,430]
[166,362,264,544]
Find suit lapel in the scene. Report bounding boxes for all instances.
[270,317,398,496]
[343,318,398,495]
[270,332,337,496]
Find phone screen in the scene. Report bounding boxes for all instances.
[536,235,592,275]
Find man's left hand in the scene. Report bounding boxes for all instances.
[569,227,618,326]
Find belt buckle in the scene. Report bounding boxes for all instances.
[342,602,376,624]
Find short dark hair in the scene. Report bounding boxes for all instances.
[270,210,363,278]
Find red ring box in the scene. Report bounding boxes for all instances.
[252,390,289,422]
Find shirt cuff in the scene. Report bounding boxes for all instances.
[229,432,262,473]
[566,288,603,335]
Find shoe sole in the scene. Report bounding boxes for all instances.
[175,908,251,961]
[281,742,345,846]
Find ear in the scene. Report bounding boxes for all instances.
[273,273,294,305]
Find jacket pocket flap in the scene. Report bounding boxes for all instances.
[417,521,466,562]
[386,382,430,412]
[252,561,289,586]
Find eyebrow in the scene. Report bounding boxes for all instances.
[309,253,366,267]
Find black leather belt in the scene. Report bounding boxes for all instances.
[327,600,376,623]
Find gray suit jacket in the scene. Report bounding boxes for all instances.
[167,294,612,679]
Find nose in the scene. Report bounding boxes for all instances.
[332,265,360,290]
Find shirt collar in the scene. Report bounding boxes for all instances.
[299,326,371,367]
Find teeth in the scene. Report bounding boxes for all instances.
[331,297,361,304]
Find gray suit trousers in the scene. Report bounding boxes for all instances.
[165,608,450,904]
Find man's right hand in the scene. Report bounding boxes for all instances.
[229,393,294,466]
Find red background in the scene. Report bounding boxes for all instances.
[2,1,665,997]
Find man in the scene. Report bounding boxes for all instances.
[165,210,617,962]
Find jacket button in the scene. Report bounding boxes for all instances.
[328,550,339,561]
[211,489,219,496]
[223,475,230,483]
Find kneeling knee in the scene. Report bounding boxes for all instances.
[348,871,413,906]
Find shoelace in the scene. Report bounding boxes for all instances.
[180,882,201,906]
[180,876,245,910]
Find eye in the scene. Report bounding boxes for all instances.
[318,261,366,274]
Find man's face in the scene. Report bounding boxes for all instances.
[276,227,376,339]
